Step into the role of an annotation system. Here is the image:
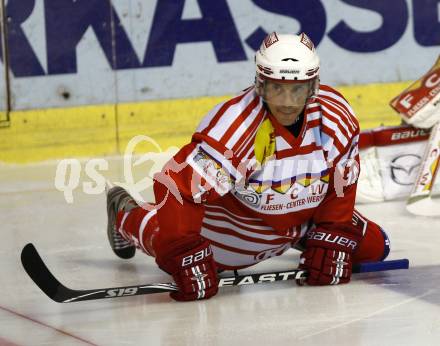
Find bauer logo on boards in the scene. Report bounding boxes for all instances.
[391,129,429,141]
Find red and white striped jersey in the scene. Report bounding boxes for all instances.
[153,84,360,269]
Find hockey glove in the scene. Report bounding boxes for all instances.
[156,237,218,301]
[299,224,362,285]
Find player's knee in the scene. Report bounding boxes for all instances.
[353,223,390,263]
[379,228,390,261]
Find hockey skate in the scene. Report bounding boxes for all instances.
[106,185,138,259]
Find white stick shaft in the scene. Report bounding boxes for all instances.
[409,122,440,199]
[406,122,440,216]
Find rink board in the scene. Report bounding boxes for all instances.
[0,81,410,164]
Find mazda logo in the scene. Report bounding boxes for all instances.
[390,154,421,185]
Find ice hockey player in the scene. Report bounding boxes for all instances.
[106,32,390,301]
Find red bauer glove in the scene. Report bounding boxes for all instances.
[156,237,218,301]
[299,224,363,285]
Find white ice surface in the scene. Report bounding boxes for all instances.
[1,159,440,346]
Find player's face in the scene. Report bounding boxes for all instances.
[263,80,312,126]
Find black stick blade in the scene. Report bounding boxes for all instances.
[21,243,71,302]
[20,243,178,303]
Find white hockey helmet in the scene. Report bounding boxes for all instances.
[255,32,320,105]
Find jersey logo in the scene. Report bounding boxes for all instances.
[189,147,233,198]
[233,189,261,207]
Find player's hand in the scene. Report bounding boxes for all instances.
[298,225,362,285]
[156,237,218,301]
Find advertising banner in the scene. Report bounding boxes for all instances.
[0,0,439,110]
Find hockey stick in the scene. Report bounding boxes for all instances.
[406,122,440,216]
[21,243,409,303]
